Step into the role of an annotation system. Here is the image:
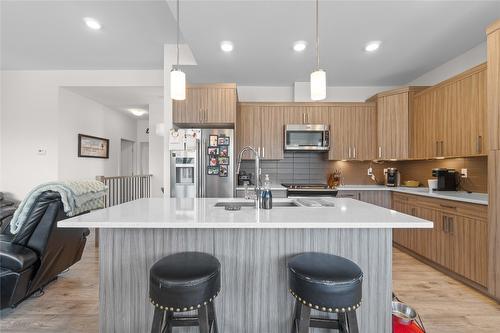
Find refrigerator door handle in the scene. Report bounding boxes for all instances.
[201,138,206,197]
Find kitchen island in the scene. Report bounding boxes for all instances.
[59,197,432,333]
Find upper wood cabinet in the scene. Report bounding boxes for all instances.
[487,21,500,151]
[368,87,428,160]
[411,64,487,159]
[282,105,329,125]
[173,84,237,126]
[236,103,284,160]
[328,104,377,161]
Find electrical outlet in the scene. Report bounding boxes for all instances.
[461,168,468,178]
[367,167,373,176]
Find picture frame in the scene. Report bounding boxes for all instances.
[207,166,220,175]
[209,135,219,147]
[207,147,219,156]
[218,136,230,146]
[219,165,228,177]
[219,146,228,157]
[209,156,219,167]
[78,134,109,159]
[218,156,229,165]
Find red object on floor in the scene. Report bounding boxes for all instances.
[392,315,425,333]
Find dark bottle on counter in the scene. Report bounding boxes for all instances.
[261,174,273,209]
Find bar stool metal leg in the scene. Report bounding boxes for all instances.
[151,308,164,333]
[198,305,210,333]
[162,312,173,333]
[208,302,219,333]
[290,300,301,333]
[345,311,359,333]
[297,304,311,333]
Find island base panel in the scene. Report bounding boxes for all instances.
[99,228,392,333]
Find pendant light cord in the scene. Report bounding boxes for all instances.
[315,0,319,70]
[176,0,180,69]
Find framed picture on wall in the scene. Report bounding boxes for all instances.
[78,134,109,159]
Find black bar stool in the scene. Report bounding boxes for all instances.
[288,252,363,333]
[149,252,221,333]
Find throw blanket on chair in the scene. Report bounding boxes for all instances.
[10,180,107,234]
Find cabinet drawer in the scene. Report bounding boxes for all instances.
[392,192,487,220]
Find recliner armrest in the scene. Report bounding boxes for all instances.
[0,242,38,272]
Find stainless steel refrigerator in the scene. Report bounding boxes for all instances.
[170,128,234,198]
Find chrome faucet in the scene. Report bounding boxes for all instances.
[236,146,261,209]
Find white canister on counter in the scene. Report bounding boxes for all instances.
[428,179,438,193]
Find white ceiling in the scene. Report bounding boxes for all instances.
[65,86,164,119]
[1,0,178,70]
[2,1,499,86]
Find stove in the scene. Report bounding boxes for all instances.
[281,183,338,197]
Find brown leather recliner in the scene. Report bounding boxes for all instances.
[0,191,90,309]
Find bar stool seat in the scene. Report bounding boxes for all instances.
[288,252,363,333]
[150,252,220,333]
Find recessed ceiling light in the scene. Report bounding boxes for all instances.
[83,17,102,30]
[365,41,381,52]
[128,108,147,117]
[220,41,234,52]
[293,41,307,52]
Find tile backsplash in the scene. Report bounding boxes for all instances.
[239,153,488,193]
[239,152,330,184]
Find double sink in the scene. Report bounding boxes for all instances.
[214,198,335,209]
[214,201,299,209]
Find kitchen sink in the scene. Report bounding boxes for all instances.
[214,201,299,209]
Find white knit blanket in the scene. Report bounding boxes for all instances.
[10,180,107,234]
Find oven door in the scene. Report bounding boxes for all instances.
[284,125,329,151]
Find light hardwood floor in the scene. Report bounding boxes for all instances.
[1,232,499,332]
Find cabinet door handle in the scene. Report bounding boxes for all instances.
[442,216,448,233]
[448,217,454,235]
[258,147,261,157]
[378,146,382,158]
[440,204,457,210]
[436,141,439,156]
[440,141,444,156]
[262,147,265,158]
[476,136,482,154]
[353,147,356,159]
[348,147,352,159]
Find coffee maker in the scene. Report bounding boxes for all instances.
[384,168,400,187]
[432,168,459,191]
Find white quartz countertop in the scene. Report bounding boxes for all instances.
[58,197,432,229]
[337,185,488,205]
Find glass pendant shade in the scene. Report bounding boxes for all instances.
[170,68,186,101]
[310,69,326,101]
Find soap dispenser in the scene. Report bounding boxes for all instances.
[261,174,273,209]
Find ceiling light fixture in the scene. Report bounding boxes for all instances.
[170,0,186,101]
[310,0,326,101]
[128,108,147,117]
[83,17,101,30]
[365,41,381,52]
[293,41,307,52]
[220,41,234,52]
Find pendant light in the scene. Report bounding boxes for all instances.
[310,0,326,101]
[170,0,186,100]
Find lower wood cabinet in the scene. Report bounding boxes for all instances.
[337,190,391,209]
[392,192,488,287]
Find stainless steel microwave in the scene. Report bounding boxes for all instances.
[284,124,330,151]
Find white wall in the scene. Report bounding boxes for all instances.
[58,89,137,180]
[148,102,164,197]
[294,83,397,102]
[0,70,162,200]
[408,42,487,86]
[237,86,294,102]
